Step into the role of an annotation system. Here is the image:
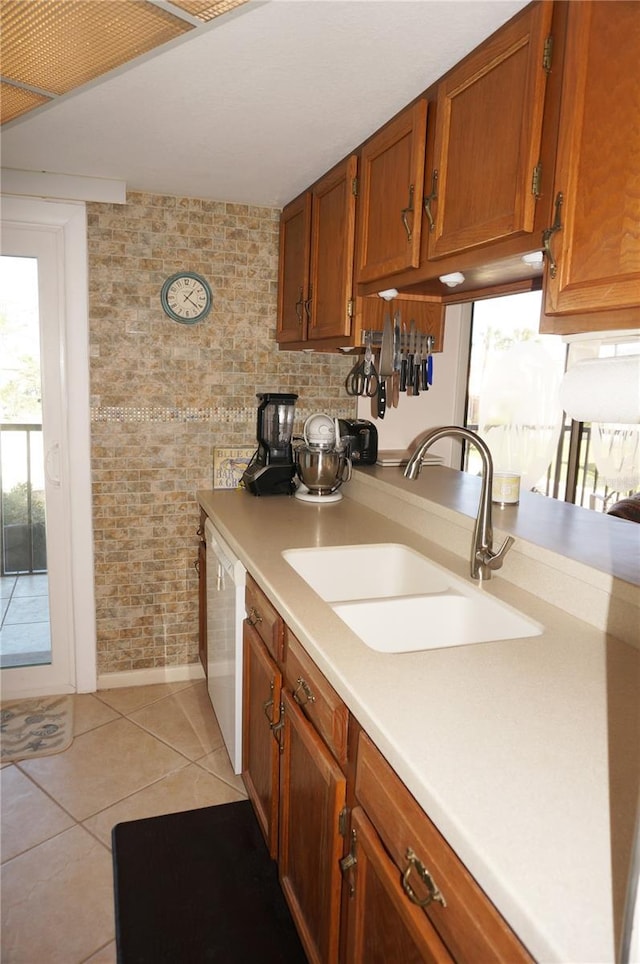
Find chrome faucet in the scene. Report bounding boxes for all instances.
[404,426,515,581]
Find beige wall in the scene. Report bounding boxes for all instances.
[88,191,355,675]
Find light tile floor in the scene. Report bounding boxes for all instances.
[1,679,247,963]
[0,574,51,668]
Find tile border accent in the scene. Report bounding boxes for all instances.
[90,405,251,423]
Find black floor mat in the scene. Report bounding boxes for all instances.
[112,799,307,963]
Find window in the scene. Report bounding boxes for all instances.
[463,291,639,511]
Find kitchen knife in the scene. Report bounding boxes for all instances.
[376,315,394,417]
[413,332,421,396]
[419,333,429,392]
[425,334,434,387]
[379,315,394,378]
[399,319,408,392]
[407,320,416,391]
[392,312,401,407]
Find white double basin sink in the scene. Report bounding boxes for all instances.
[282,544,542,654]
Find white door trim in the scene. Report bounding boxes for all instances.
[1,195,96,697]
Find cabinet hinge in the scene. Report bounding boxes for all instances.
[347,298,354,319]
[351,176,359,197]
[531,163,543,199]
[338,807,349,837]
[542,35,553,73]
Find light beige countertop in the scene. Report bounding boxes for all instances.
[198,469,639,964]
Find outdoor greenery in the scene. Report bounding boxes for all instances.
[2,481,46,525]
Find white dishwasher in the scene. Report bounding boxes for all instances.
[204,518,246,775]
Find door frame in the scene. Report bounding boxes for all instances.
[1,195,96,697]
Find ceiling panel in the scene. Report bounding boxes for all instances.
[1,1,530,206]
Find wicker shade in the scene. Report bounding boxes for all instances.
[0,0,249,125]
[0,81,51,125]
[169,0,249,22]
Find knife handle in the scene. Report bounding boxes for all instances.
[427,354,433,386]
[399,358,408,392]
[422,357,429,391]
[407,354,415,388]
[413,363,420,396]
[377,379,386,419]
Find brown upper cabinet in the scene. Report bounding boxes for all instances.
[277,155,358,348]
[277,0,637,345]
[424,2,553,262]
[356,99,429,284]
[277,192,311,345]
[541,0,640,322]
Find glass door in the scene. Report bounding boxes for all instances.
[0,220,77,697]
[0,254,51,669]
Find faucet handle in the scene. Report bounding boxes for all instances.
[477,536,515,576]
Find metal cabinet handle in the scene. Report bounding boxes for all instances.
[247,607,263,627]
[263,680,275,723]
[339,828,358,899]
[295,286,304,324]
[293,676,316,706]
[542,192,563,279]
[194,558,200,575]
[401,184,415,241]
[271,701,285,752]
[304,284,312,321]
[423,170,439,232]
[402,848,446,908]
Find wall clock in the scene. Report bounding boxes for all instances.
[161,271,212,324]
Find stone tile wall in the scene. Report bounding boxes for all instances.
[88,191,355,675]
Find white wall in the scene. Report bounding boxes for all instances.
[357,302,472,466]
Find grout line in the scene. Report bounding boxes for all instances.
[79,939,116,964]
[4,684,242,863]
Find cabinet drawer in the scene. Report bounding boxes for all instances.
[284,628,349,767]
[355,732,532,963]
[245,575,284,664]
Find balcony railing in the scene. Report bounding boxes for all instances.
[464,419,635,512]
[0,423,47,576]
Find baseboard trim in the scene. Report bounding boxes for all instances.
[97,663,205,691]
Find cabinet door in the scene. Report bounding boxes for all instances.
[242,621,281,859]
[342,807,452,964]
[277,192,311,344]
[308,155,358,342]
[279,689,346,964]
[543,1,640,316]
[197,514,206,676]
[427,2,552,260]
[357,99,429,283]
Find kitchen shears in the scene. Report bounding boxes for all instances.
[346,339,380,397]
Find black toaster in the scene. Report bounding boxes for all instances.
[338,419,378,465]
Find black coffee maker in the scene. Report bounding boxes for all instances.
[242,393,298,495]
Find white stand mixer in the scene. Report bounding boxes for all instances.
[295,414,352,503]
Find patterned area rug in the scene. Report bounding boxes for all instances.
[0,694,74,762]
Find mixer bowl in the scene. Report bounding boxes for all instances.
[296,447,351,495]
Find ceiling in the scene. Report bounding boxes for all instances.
[1,0,529,208]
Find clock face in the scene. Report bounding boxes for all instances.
[161,272,212,324]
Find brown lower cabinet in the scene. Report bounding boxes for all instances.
[279,688,346,963]
[342,806,452,963]
[242,620,282,859]
[240,573,532,962]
